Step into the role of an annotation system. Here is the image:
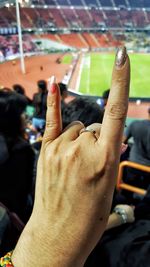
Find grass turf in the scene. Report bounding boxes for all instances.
[62,54,73,64]
[79,52,150,98]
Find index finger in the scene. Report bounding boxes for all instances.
[98,47,130,153]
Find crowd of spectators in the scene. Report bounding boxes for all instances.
[0,71,150,266]
[0,35,38,61]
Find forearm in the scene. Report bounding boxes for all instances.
[106,213,124,230]
[11,221,84,267]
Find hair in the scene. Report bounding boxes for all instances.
[13,84,25,95]
[102,89,110,99]
[0,89,26,138]
[58,83,67,97]
[37,80,47,93]
[148,107,150,115]
[62,96,104,129]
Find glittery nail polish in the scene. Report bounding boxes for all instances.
[116,47,127,68]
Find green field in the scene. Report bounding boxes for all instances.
[62,54,73,64]
[78,53,150,98]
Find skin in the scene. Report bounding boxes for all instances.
[12,47,130,267]
[106,204,135,230]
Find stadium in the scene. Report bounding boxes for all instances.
[0,0,150,265]
[0,0,150,117]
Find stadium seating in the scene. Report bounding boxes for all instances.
[0,34,38,58]
[34,32,122,48]
[117,161,150,196]
[0,1,149,52]
[84,0,97,6]
[50,8,67,27]
[62,8,79,27]
[128,0,150,8]
[70,0,82,6]
[0,8,15,27]
[76,9,93,27]
[0,6,150,30]
[100,0,113,7]
[82,32,99,48]
[114,0,127,7]
[57,0,69,5]
[59,33,88,48]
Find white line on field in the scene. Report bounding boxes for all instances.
[86,53,91,95]
[75,53,84,92]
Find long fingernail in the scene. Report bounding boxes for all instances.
[48,76,56,94]
[116,47,127,68]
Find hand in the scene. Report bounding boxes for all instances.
[121,143,128,154]
[12,47,130,267]
[115,204,135,223]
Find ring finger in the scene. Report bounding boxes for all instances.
[80,123,102,140]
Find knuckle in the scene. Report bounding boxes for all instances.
[115,75,129,89]
[99,148,117,173]
[107,102,127,120]
[45,143,60,162]
[65,144,80,162]
[47,98,56,108]
[46,120,58,129]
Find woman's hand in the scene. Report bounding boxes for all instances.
[12,47,130,267]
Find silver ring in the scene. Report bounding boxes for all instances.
[80,128,96,135]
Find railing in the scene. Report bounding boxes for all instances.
[116,161,150,196]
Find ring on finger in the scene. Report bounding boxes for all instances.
[80,128,96,136]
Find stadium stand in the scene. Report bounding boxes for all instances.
[59,33,88,48]
[82,32,99,48]
[0,5,150,35]
[1,0,150,263]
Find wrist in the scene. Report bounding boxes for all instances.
[12,220,84,267]
[113,207,128,224]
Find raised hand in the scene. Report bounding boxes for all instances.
[12,47,130,267]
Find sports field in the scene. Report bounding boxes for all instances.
[77,52,150,98]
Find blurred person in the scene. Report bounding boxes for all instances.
[13,84,32,105]
[58,82,75,108]
[85,182,150,267]
[62,96,104,129]
[32,80,47,131]
[13,84,25,95]
[0,47,131,267]
[58,82,68,104]
[122,107,150,191]
[0,89,35,222]
[123,107,150,166]
[102,89,110,108]
[96,89,110,109]
[85,204,150,267]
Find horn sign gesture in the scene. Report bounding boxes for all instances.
[12,47,130,267]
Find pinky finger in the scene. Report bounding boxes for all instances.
[43,76,62,144]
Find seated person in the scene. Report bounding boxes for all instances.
[62,96,104,129]
[32,80,47,131]
[12,84,32,105]
[122,108,150,192]
[0,89,35,222]
[85,187,150,267]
